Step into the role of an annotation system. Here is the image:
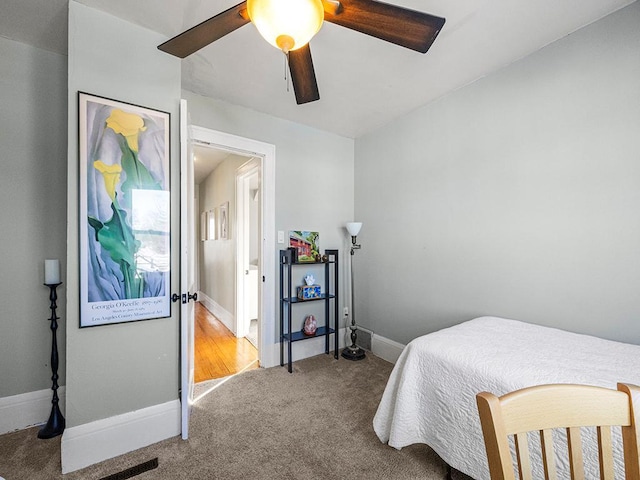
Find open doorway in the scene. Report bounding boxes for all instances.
[180,124,276,407]
[192,144,259,384]
[179,119,275,436]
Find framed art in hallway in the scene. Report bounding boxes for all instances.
[208,208,217,240]
[218,202,229,239]
[201,211,208,241]
[78,92,171,327]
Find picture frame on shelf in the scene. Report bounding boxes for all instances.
[289,231,320,263]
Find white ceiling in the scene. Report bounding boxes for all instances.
[1,0,635,138]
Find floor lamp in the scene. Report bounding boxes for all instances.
[342,222,366,361]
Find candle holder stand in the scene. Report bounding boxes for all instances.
[38,282,65,439]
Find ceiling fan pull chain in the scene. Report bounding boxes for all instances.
[284,52,290,93]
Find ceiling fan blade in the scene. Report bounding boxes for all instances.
[158,1,250,58]
[323,0,445,53]
[288,45,320,105]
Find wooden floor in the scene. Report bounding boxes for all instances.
[194,302,258,383]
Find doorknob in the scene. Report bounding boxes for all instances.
[172,292,197,303]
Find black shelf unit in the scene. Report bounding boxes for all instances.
[279,249,339,373]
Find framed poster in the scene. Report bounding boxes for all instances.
[79,92,171,327]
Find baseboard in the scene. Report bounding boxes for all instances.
[371,334,405,364]
[263,327,347,367]
[0,387,66,435]
[290,327,348,362]
[61,399,180,474]
[198,292,234,333]
[265,329,405,366]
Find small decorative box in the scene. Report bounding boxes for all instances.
[297,284,321,300]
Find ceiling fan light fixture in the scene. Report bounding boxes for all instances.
[247,0,324,53]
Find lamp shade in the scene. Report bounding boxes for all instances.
[346,222,362,236]
[247,0,324,53]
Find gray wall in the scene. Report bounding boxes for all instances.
[1,3,354,411]
[355,2,640,345]
[182,91,356,333]
[65,1,181,426]
[0,36,68,398]
[199,156,246,314]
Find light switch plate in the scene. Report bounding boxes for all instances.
[278,230,285,244]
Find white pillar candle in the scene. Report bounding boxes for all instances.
[45,259,60,284]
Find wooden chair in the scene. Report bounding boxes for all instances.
[476,383,640,480]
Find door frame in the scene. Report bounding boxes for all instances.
[236,158,261,340]
[189,125,276,369]
[179,100,196,440]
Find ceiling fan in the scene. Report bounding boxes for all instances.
[158,0,445,105]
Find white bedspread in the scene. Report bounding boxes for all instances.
[373,316,640,479]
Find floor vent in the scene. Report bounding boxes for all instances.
[99,458,159,480]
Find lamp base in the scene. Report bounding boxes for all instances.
[341,345,366,361]
[38,405,65,439]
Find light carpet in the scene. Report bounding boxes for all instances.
[0,353,473,479]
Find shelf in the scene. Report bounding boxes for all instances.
[289,261,336,265]
[283,293,335,304]
[280,248,340,373]
[283,326,336,343]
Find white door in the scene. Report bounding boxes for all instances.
[179,99,196,439]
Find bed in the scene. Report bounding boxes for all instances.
[373,316,640,479]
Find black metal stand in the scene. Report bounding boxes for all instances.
[341,242,365,361]
[280,250,339,373]
[38,282,65,439]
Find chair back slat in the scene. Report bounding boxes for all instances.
[566,426,584,479]
[514,432,532,480]
[477,383,640,480]
[597,426,615,480]
[540,429,557,479]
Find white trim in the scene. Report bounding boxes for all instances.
[371,334,406,364]
[268,330,406,367]
[198,293,235,334]
[269,327,348,365]
[61,400,180,474]
[179,98,195,441]
[235,158,261,340]
[0,387,66,435]
[261,146,276,368]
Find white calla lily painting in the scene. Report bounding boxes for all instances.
[79,92,170,327]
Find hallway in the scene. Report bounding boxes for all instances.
[194,302,258,383]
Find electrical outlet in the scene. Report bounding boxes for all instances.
[343,307,349,316]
